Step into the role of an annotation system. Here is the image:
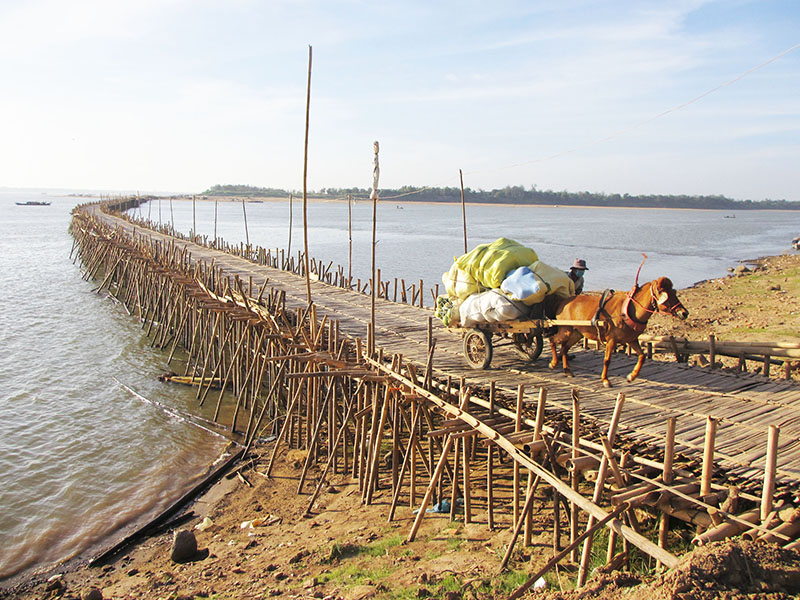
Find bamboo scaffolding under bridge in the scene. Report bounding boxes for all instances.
[67,196,800,594]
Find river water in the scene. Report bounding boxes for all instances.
[138,196,799,292]
[1,190,797,583]
[0,191,230,583]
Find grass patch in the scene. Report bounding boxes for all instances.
[423,548,443,561]
[493,569,536,594]
[446,536,464,552]
[318,561,397,586]
[729,326,800,340]
[369,534,406,556]
[317,533,412,595]
[323,534,405,563]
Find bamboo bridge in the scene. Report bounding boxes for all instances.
[70,197,800,596]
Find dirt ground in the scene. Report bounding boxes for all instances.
[538,539,800,600]
[5,448,557,600]
[10,448,800,600]
[647,253,800,377]
[4,253,800,600]
[649,253,800,344]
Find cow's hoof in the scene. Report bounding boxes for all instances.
[603,379,612,388]
[563,369,574,378]
[626,374,636,383]
[549,361,557,370]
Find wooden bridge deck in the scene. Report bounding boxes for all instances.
[96,208,800,490]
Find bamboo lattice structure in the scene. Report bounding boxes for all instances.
[69,197,800,595]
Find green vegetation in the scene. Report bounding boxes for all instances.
[310,511,698,599]
[201,183,800,210]
[318,561,397,587]
[323,534,406,563]
[202,184,289,198]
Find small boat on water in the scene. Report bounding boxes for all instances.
[16,201,51,206]
[793,236,800,251]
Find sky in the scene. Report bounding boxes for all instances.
[0,0,798,200]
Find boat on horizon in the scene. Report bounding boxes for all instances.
[16,201,51,206]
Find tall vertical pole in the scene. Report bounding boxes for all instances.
[348,193,353,286]
[192,195,196,238]
[459,169,467,254]
[302,45,313,306]
[570,390,580,562]
[241,197,249,247]
[169,196,174,231]
[214,197,218,243]
[287,193,293,263]
[369,141,380,355]
[158,197,162,223]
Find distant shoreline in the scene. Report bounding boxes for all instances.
[163,195,800,213]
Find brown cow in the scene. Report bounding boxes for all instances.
[548,277,689,387]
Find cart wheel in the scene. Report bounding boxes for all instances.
[512,332,544,362]
[463,329,493,370]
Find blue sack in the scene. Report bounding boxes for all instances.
[501,266,546,305]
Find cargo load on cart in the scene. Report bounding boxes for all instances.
[434,238,596,370]
[436,237,575,328]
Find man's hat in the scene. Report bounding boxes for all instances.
[571,259,588,270]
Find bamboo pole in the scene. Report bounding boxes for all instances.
[362,382,381,498]
[297,378,335,491]
[570,390,580,562]
[406,391,469,542]
[463,435,472,524]
[701,416,717,499]
[761,425,780,521]
[459,169,467,254]
[242,361,288,455]
[366,358,679,568]
[306,390,359,514]
[408,403,420,503]
[369,141,380,355]
[287,193,293,266]
[347,193,352,286]
[264,376,306,477]
[500,474,541,571]
[513,384,524,526]
[509,505,627,600]
[388,407,422,521]
[365,384,392,505]
[658,416,677,567]
[576,392,625,586]
[302,45,313,306]
[407,434,454,542]
[486,381,496,531]
[450,439,460,521]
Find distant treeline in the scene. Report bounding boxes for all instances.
[202,184,799,210]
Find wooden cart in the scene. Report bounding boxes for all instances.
[458,318,602,370]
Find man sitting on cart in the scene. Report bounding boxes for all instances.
[567,259,588,295]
